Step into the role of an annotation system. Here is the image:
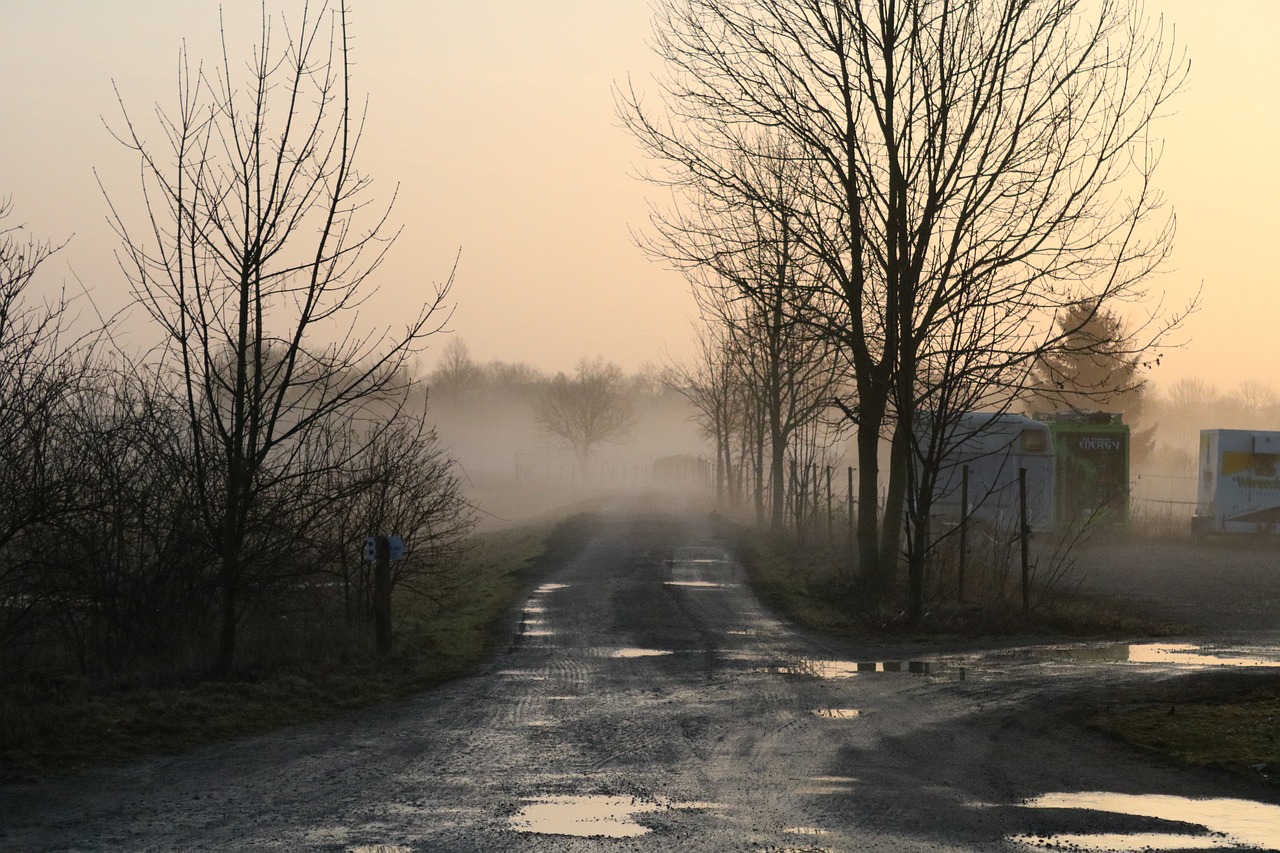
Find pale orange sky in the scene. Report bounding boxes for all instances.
[1,2,1275,392]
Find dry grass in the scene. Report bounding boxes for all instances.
[734,523,1172,640]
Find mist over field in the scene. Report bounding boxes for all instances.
[421,346,711,530]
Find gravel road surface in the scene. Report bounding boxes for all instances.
[4,500,1280,851]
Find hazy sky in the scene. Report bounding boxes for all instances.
[1,2,1276,391]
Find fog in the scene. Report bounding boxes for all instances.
[423,354,711,531]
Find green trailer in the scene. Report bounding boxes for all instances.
[1034,411,1130,527]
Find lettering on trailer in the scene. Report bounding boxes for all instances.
[1076,436,1123,451]
[1232,476,1280,492]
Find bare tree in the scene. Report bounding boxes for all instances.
[647,140,845,532]
[622,0,1189,603]
[663,322,745,506]
[534,358,635,473]
[105,2,454,675]
[429,337,483,401]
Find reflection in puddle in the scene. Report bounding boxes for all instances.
[608,648,673,658]
[775,658,943,678]
[1012,791,1280,851]
[348,847,412,853]
[778,659,861,678]
[523,629,554,637]
[508,795,712,838]
[534,583,569,593]
[1051,643,1279,668]
[812,708,861,719]
[664,580,734,588]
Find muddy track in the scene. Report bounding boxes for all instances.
[3,499,1280,851]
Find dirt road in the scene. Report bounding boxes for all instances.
[4,501,1280,851]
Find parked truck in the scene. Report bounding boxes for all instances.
[926,412,1056,535]
[1192,429,1280,536]
[1034,411,1130,527]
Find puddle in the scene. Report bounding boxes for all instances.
[774,658,944,678]
[608,648,673,658]
[664,580,734,589]
[1012,791,1280,851]
[522,629,554,637]
[534,583,569,593]
[1011,832,1233,850]
[798,775,857,795]
[1051,643,1280,668]
[496,669,550,681]
[1128,643,1279,668]
[508,795,712,838]
[812,708,861,719]
[523,606,546,614]
[772,659,859,678]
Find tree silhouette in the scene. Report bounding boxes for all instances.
[534,358,634,472]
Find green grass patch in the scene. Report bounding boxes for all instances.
[1092,684,1280,784]
[0,515,584,783]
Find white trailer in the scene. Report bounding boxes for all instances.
[926,412,1056,534]
[1192,429,1280,535]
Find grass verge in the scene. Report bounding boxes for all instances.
[733,523,1176,641]
[1090,678,1280,787]
[0,515,587,783]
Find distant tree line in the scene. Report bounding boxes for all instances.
[0,3,473,696]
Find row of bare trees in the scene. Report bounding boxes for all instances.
[625,0,1192,620]
[2,2,472,689]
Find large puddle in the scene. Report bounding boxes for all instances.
[1051,643,1280,668]
[508,795,713,838]
[812,708,861,719]
[772,658,956,679]
[1010,791,1280,851]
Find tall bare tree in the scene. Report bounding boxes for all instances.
[622,0,1189,600]
[663,321,745,506]
[106,3,454,675]
[534,358,635,473]
[648,140,844,532]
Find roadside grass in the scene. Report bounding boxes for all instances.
[0,516,579,783]
[733,523,1176,641]
[1091,681,1280,786]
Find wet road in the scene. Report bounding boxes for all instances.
[4,504,1280,851]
